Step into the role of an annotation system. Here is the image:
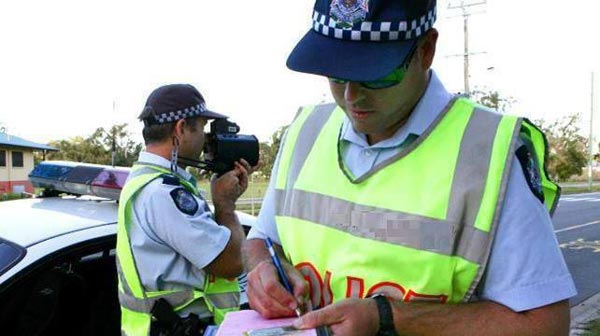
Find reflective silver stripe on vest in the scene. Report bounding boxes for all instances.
[275,104,512,265]
[447,107,502,263]
[276,188,485,262]
[463,116,522,301]
[116,256,195,313]
[284,103,337,190]
[446,107,502,228]
[118,289,195,314]
[206,292,240,309]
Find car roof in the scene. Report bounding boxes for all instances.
[0,197,117,247]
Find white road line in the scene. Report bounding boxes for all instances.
[561,198,599,202]
[555,220,600,234]
[563,191,600,197]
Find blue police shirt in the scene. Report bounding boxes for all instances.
[248,70,577,312]
[128,152,231,318]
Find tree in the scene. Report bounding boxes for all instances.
[535,114,588,181]
[258,125,288,179]
[471,89,515,113]
[46,123,142,167]
[92,124,143,167]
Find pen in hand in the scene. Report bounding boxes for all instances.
[264,237,302,317]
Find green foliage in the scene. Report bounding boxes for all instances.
[471,89,516,113]
[581,318,600,336]
[45,123,142,167]
[0,193,26,201]
[535,114,588,181]
[258,125,288,179]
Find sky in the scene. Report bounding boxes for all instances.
[1,0,599,146]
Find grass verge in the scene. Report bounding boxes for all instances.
[580,319,600,336]
[561,186,600,194]
[197,180,269,201]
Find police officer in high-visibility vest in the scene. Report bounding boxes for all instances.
[117,84,254,336]
[243,1,576,335]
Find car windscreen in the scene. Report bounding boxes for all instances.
[0,239,26,276]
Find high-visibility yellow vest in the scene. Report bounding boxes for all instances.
[274,98,558,307]
[116,164,239,336]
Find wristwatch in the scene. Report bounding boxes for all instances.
[371,294,398,336]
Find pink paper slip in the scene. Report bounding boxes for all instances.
[216,309,317,336]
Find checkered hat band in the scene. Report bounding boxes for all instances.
[311,7,436,41]
[153,103,208,124]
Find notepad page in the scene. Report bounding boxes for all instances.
[216,310,317,336]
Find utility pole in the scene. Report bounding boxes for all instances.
[112,100,116,167]
[446,0,487,97]
[589,72,596,190]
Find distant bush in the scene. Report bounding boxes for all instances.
[581,318,600,336]
[566,169,600,183]
[0,193,27,202]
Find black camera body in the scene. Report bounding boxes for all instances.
[203,119,259,175]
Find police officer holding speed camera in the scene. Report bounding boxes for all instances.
[116,84,257,336]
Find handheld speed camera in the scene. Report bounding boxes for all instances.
[202,119,259,175]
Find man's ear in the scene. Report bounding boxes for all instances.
[173,119,186,138]
[419,28,438,70]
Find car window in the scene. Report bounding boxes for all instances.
[0,239,26,276]
[0,236,119,336]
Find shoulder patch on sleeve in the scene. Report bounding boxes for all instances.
[170,187,199,215]
[516,145,545,204]
[161,174,181,186]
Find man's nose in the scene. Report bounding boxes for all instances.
[344,82,364,105]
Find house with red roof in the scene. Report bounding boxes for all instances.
[0,131,57,195]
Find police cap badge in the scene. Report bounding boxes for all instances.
[330,0,369,28]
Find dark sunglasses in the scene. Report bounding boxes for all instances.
[329,44,418,90]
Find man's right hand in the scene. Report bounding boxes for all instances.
[205,159,255,279]
[247,257,308,319]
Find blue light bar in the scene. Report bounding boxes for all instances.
[29,161,78,189]
[61,165,105,196]
[29,161,131,200]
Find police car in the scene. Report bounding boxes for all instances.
[0,161,255,336]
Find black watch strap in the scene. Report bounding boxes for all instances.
[372,294,397,336]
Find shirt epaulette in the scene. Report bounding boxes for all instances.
[161,174,181,186]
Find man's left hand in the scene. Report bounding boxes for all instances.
[293,298,380,336]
